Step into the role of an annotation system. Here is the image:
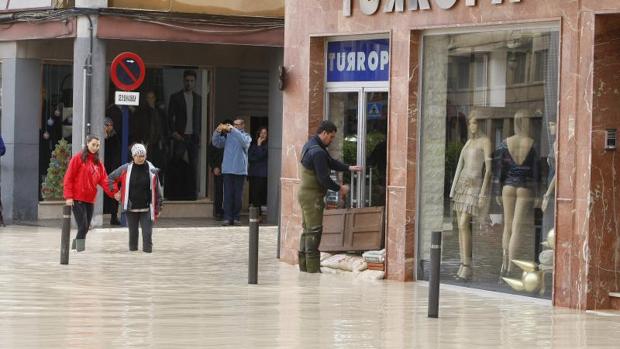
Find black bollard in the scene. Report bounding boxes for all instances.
[428,231,442,318]
[60,205,71,265]
[248,206,259,284]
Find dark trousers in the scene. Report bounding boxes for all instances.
[126,211,153,252]
[223,174,245,222]
[72,201,94,239]
[213,174,224,217]
[249,176,268,209]
[103,195,118,221]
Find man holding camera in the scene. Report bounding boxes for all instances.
[211,117,252,226]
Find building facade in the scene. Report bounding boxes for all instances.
[280,0,620,310]
[0,0,284,225]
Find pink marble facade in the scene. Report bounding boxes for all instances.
[281,0,620,309]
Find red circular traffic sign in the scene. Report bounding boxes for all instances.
[110,52,145,91]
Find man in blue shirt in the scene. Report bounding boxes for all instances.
[212,118,252,226]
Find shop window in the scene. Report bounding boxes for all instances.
[39,64,73,201]
[419,29,559,298]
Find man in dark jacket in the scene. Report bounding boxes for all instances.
[167,70,201,200]
[297,120,362,273]
[104,117,121,225]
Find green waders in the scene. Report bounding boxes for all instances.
[297,168,327,273]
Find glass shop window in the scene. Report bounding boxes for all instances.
[418,29,559,298]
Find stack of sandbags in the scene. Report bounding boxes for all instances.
[362,249,386,271]
[321,254,367,272]
[320,253,385,280]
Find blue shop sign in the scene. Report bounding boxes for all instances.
[327,39,389,82]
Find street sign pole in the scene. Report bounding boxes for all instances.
[110,52,145,228]
[120,105,130,227]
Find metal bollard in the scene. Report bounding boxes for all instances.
[60,205,71,265]
[248,206,259,284]
[428,231,442,318]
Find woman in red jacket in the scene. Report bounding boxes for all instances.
[63,135,117,251]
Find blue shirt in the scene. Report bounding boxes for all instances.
[212,128,252,175]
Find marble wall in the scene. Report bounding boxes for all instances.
[588,14,620,310]
[281,0,620,309]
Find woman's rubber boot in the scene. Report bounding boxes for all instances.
[75,239,86,252]
[71,239,76,250]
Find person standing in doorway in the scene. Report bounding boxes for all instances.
[248,127,268,221]
[104,117,121,225]
[211,117,251,226]
[208,119,231,221]
[63,135,117,251]
[167,70,201,200]
[297,120,362,273]
[108,143,163,253]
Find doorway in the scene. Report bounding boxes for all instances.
[325,89,388,209]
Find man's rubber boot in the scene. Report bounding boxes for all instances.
[75,239,85,252]
[305,225,323,273]
[306,252,321,273]
[298,251,307,272]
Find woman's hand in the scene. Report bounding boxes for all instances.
[65,199,73,206]
[114,192,121,201]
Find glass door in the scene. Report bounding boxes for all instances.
[325,89,388,209]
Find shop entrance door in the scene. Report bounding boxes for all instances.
[325,89,388,209]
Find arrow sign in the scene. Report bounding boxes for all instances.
[110,52,145,91]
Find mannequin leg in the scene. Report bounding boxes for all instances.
[457,211,473,280]
[501,186,517,275]
[508,188,533,267]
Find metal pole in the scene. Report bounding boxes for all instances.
[248,206,259,284]
[428,231,442,318]
[120,105,129,227]
[60,205,71,265]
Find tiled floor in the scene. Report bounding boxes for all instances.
[0,225,618,348]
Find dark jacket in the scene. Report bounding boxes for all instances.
[104,131,121,173]
[248,142,268,177]
[131,105,169,147]
[168,90,201,139]
[0,135,5,156]
[208,142,224,172]
[300,135,349,191]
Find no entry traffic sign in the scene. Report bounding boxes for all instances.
[110,52,145,91]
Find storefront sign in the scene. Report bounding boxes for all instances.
[115,91,140,106]
[343,0,521,16]
[327,39,389,82]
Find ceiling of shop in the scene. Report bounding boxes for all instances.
[108,0,284,18]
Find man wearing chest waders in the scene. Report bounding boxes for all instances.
[298,120,363,273]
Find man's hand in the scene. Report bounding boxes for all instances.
[349,165,363,172]
[213,167,221,176]
[339,184,350,198]
[65,199,73,206]
[172,131,183,141]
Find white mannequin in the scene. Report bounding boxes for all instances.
[449,111,492,280]
[496,110,538,275]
